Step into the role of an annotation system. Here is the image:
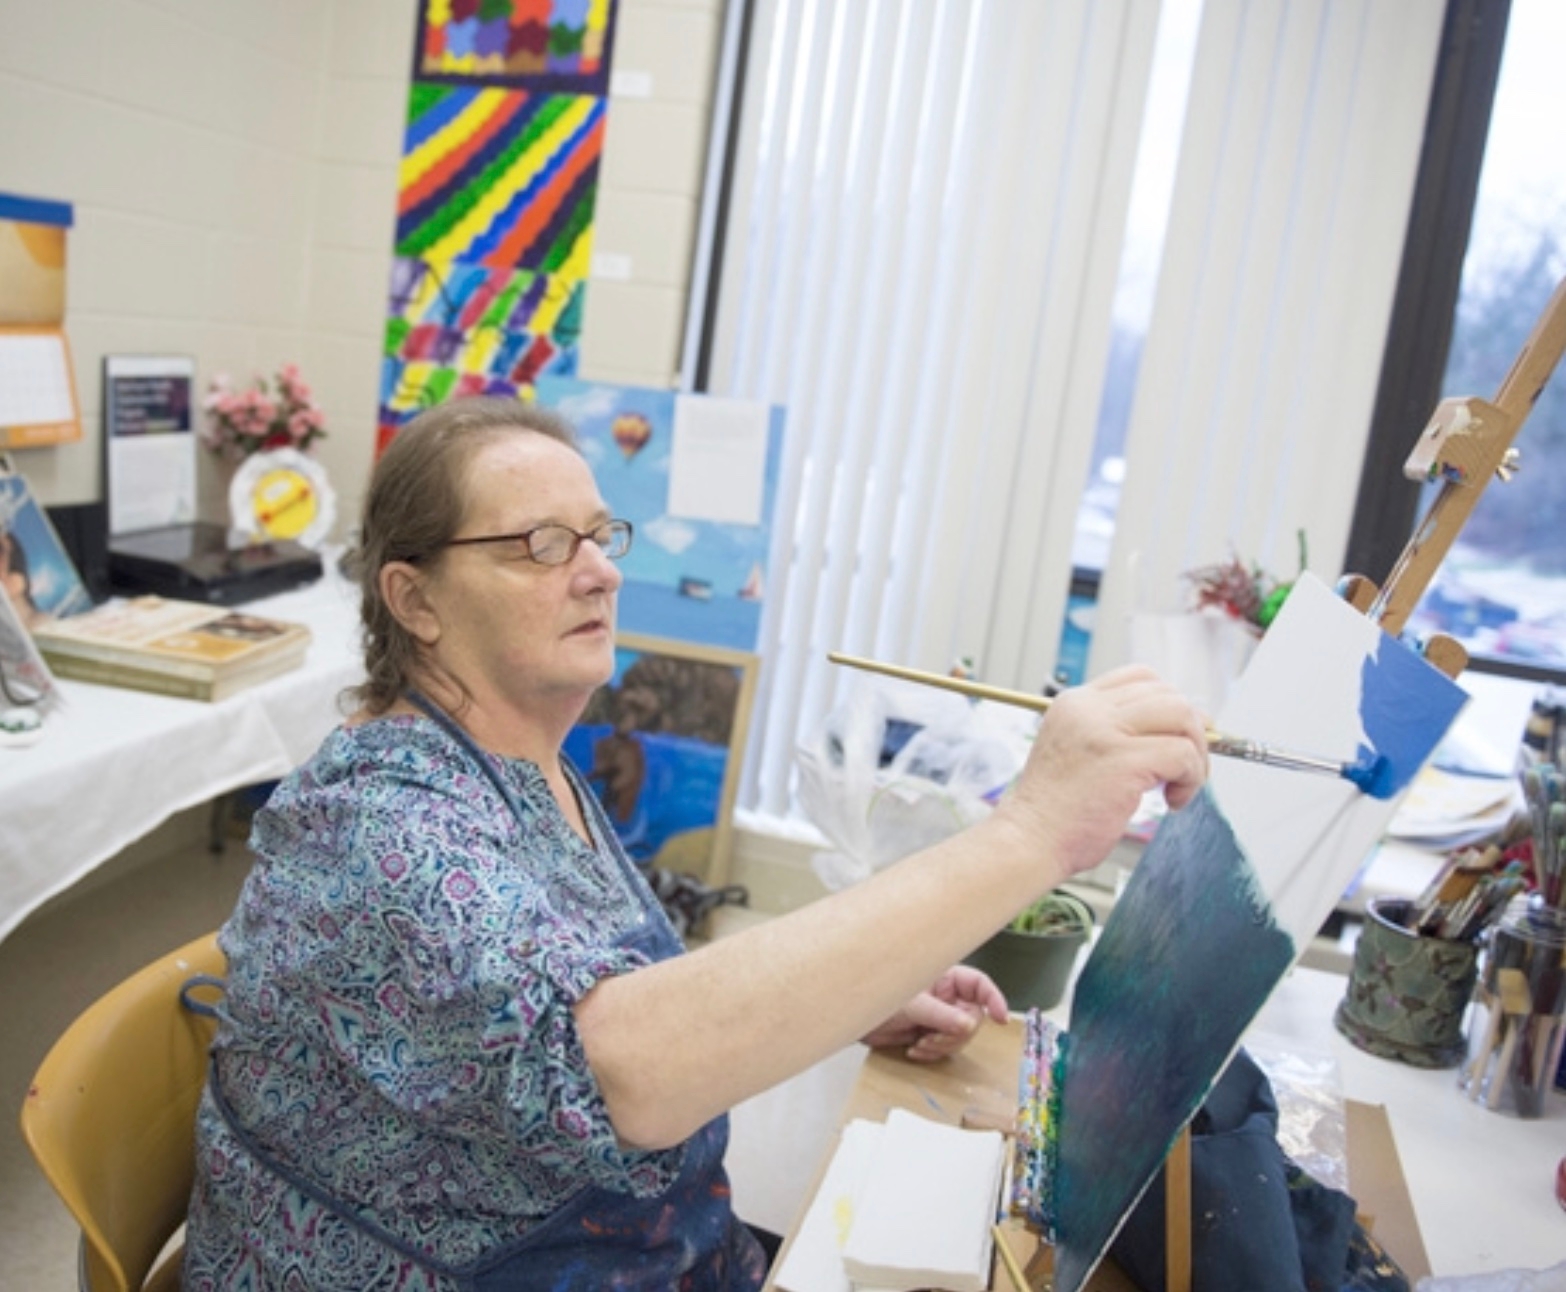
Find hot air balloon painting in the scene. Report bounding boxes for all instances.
[533,377,785,653]
[612,412,653,461]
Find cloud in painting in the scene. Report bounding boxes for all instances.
[643,514,698,556]
[554,385,623,425]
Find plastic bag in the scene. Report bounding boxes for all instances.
[795,674,1035,890]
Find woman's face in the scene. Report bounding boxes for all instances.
[417,432,623,718]
[0,534,32,623]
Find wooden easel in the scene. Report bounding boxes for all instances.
[1343,273,1566,680]
[1020,277,1566,1292]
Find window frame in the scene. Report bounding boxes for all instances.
[1342,0,1566,684]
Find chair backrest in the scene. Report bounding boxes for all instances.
[19,931,224,1292]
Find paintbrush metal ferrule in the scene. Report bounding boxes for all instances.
[1203,735,1346,778]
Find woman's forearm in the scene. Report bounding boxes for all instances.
[576,812,1057,1149]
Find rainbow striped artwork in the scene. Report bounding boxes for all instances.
[377,257,584,454]
[416,0,617,95]
[397,83,605,276]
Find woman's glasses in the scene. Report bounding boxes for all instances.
[441,519,633,567]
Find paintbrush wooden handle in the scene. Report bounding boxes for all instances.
[1464,985,1505,1096]
[827,653,1057,713]
[1490,1015,1521,1110]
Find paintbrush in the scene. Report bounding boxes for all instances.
[828,652,1389,796]
[1547,801,1566,911]
[1489,968,1533,1111]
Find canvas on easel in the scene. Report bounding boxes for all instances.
[1047,573,1467,1292]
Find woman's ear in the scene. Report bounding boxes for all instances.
[380,561,441,645]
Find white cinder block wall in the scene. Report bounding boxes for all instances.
[0,0,725,536]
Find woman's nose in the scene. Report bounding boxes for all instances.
[574,540,624,592]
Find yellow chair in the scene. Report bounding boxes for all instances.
[19,931,224,1292]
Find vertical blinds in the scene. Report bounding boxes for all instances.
[706,0,1162,818]
[1088,0,1445,676]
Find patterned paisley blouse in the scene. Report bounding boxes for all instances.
[182,712,766,1291]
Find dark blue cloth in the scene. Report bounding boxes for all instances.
[1108,1050,1407,1292]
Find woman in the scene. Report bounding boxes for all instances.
[0,527,46,630]
[183,397,1208,1291]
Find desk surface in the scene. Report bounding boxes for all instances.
[731,961,1566,1282]
[0,563,364,943]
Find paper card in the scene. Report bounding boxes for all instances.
[668,394,769,525]
[104,355,197,535]
[0,330,79,446]
[0,220,66,326]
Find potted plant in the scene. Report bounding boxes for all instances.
[964,889,1095,1012]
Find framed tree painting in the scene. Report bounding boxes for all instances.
[565,632,760,886]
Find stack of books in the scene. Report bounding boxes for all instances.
[32,596,311,701]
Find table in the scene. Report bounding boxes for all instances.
[0,562,364,943]
[731,960,1566,1282]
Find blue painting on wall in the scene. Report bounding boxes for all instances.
[534,377,784,653]
[563,632,758,876]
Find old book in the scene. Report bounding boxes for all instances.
[31,596,310,701]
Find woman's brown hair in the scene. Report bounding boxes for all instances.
[344,397,577,714]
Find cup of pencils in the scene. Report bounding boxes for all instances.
[1459,763,1566,1117]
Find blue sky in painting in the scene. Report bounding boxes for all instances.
[534,376,783,650]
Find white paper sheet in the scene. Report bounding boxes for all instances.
[668,394,768,525]
[0,333,74,427]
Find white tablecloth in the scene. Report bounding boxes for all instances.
[0,564,365,943]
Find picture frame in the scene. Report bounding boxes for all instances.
[564,632,759,888]
[0,455,92,625]
[0,569,57,717]
[534,377,785,654]
[411,0,619,96]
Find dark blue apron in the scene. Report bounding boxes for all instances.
[203,694,765,1291]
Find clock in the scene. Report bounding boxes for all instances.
[227,448,336,550]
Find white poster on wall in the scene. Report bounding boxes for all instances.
[104,354,197,536]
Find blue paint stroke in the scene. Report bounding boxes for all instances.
[1050,789,1295,1292]
[1353,638,1469,800]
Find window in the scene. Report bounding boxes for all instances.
[697,0,1447,825]
[1349,0,1566,682]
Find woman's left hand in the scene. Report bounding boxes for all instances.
[860,965,1009,1063]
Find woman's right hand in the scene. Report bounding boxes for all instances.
[992,666,1210,879]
